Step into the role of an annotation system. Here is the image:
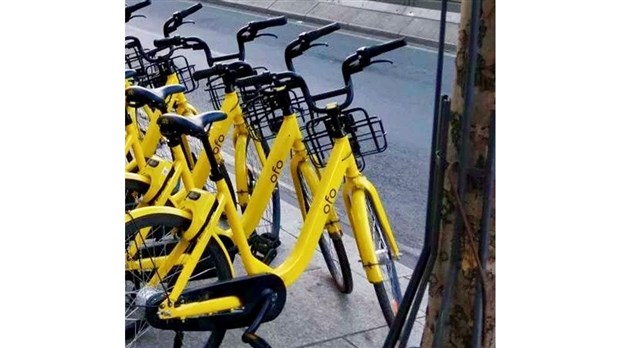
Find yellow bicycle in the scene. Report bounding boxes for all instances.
[125,2,205,172]
[124,16,289,240]
[125,38,406,347]
[125,37,199,173]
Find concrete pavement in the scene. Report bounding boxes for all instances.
[202,0,460,51]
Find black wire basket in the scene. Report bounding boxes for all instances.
[125,44,197,94]
[303,107,388,171]
[203,75,226,110]
[202,67,270,111]
[125,45,147,79]
[139,55,198,93]
[239,86,314,143]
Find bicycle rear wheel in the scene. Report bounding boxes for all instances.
[364,197,402,326]
[297,168,353,294]
[124,212,233,347]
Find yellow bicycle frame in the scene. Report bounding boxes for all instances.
[126,90,268,214]
[126,105,400,320]
[125,73,198,173]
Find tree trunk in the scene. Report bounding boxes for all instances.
[420,0,495,347]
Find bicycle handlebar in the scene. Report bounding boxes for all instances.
[126,36,175,64]
[236,16,288,61]
[248,16,287,31]
[363,38,407,60]
[125,0,151,23]
[234,71,272,88]
[342,38,406,77]
[236,38,407,113]
[177,2,202,18]
[285,22,341,71]
[306,22,341,43]
[153,36,181,48]
[192,61,255,82]
[163,2,203,37]
[153,35,234,67]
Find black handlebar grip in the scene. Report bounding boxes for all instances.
[127,0,151,14]
[363,38,407,59]
[303,22,341,42]
[235,71,273,88]
[176,3,203,19]
[153,36,182,48]
[249,16,287,31]
[193,65,224,81]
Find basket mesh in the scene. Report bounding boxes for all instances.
[125,46,197,93]
[303,107,387,171]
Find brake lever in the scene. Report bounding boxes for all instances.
[255,33,278,39]
[130,14,146,20]
[308,42,329,49]
[181,20,195,25]
[367,59,394,67]
[145,48,158,57]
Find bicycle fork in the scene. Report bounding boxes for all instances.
[342,169,401,284]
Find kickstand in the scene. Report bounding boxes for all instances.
[241,289,277,348]
[173,331,184,348]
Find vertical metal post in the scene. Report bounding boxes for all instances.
[432,0,482,346]
[381,0,450,345]
[470,111,494,348]
[396,96,451,348]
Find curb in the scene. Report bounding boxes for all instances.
[203,0,457,53]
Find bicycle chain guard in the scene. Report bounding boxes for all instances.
[145,273,286,332]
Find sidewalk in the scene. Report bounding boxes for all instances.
[137,145,428,347]
[204,0,460,51]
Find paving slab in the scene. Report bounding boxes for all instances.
[357,0,408,15]
[305,2,361,25]
[343,322,424,348]
[398,17,458,45]
[223,0,277,10]
[268,0,320,18]
[299,338,358,348]
[401,5,461,23]
[349,9,413,35]
[324,0,408,15]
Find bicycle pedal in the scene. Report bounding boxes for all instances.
[145,274,286,332]
[249,233,281,265]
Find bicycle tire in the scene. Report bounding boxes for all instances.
[124,212,233,347]
[364,196,402,326]
[297,168,353,294]
[244,137,281,240]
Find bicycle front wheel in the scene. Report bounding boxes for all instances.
[297,168,353,294]
[365,196,403,326]
[124,211,233,347]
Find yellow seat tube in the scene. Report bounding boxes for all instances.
[274,138,350,286]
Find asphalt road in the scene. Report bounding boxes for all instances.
[126,0,455,266]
